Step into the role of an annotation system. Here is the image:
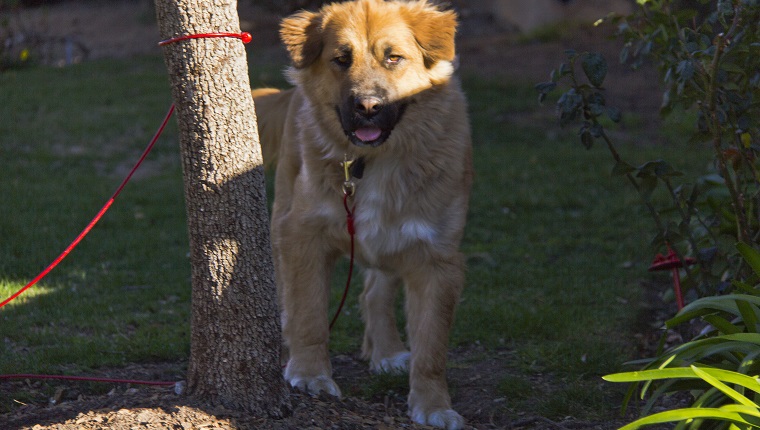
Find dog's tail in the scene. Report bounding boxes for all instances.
[252,87,291,168]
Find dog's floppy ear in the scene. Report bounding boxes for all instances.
[280,10,323,69]
[404,5,457,68]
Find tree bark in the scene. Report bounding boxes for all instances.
[154,0,289,417]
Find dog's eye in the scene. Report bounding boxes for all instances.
[333,54,351,68]
[386,55,403,66]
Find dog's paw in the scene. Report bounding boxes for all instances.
[410,408,465,430]
[371,351,410,374]
[287,374,342,398]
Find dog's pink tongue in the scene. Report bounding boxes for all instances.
[355,126,382,142]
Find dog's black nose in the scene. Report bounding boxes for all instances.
[354,96,383,117]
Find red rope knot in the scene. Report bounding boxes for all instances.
[648,247,697,271]
[648,244,697,311]
[158,32,252,46]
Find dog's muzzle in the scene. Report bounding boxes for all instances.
[337,95,408,147]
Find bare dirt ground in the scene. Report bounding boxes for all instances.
[3,346,623,430]
[1,1,665,429]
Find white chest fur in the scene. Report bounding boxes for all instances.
[350,170,438,265]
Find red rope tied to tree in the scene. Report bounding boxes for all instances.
[158,32,252,46]
[0,30,254,386]
[1,32,252,310]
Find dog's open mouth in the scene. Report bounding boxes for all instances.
[337,98,407,148]
[350,126,391,147]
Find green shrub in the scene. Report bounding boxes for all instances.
[605,243,760,429]
[538,0,760,427]
[537,0,760,300]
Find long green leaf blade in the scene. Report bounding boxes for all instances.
[691,365,757,407]
[738,242,760,278]
[703,314,741,335]
[619,408,757,429]
[668,297,760,327]
[737,299,760,333]
[604,367,760,395]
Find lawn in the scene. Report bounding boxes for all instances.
[0,53,713,424]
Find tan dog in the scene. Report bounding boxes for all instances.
[252,1,472,428]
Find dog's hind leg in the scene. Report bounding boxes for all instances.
[360,269,410,373]
[403,253,465,430]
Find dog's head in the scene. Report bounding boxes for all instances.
[280,0,458,148]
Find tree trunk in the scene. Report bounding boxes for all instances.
[153,0,289,417]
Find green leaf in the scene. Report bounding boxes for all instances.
[640,176,658,199]
[702,314,741,335]
[558,62,570,77]
[535,81,557,95]
[691,366,758,407]
[618,407,760,429]
[580,129,594,149]
[736,299,760,333]
[732,280,759,295]
[619,43,631,64]
[688,342,760,365]
[722,62,746,75]
[535,82,557,103]
[719,405,760,425]
[739,349,760,374]
[557,89,582,127]
[667,295,760,327]
[637,160,682,178]
[738,242,760,279]
[676,59,696,81]
[607,106,622,123]
[612,160,636,176]
[581,52,608,87]
[604,366,760,395]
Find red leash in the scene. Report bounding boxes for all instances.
[0,105,176,387]
[330,193,356,331]
[0,31,251,388]
[1,31,253,309]
[329,157,360,331]
[0,104,175,309]
[0,374,178,387]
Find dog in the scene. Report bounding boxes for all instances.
[252,1,472,428]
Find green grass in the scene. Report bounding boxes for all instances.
[0,55,714,421]
[0,57,187,375]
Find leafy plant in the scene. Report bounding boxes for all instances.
[604,242,760,429]
[537,48,715,301]
[605,365,760,429]
[537,0,760,302]
[538,0,760,427]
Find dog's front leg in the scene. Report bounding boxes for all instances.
[360,269,410,373]
[279,232,341,397]
[404,253,465,430]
